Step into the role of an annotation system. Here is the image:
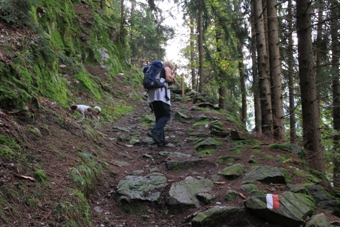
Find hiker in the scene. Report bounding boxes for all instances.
[147,60,176,147]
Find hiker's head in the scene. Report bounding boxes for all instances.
[162,61,175,73]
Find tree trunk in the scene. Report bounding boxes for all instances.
[287,0,296,144]
[254,0,273,136]
[238,44,247,124]
[216,28,227,110]
[251,0,261,134]
[198,0,204,93]
[190,14,197,91]
[315,1,324,108]
[267,0,284,141]
[331,0,340,189]
[119,0,125,45]
[296,0,323,172]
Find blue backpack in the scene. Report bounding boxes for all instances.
[142,61,165,90]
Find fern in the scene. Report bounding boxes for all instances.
[0,0,37,27]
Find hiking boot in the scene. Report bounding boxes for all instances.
[147,130,161,144]
[157,140,169,147]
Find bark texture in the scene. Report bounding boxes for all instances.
[254,0,273,135]
[296,0,323,172]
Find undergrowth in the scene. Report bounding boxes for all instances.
[70,152,103,198]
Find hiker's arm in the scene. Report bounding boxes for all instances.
[164,67,175,82]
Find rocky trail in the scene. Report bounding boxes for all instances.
[84,97,340,227]
[1,95,340,227]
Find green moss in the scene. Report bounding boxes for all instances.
[217,156,237,164]
[230,140,261,154]
[0,135,21,161]
[74,69,101,99]
[70,152,103,197]
[196,148,218,157]
[194,137,222,156]
[269,143,306,158]
[1,185,19,201]
[276,155,292,164]
[282,169,292,183]
[193,118,210,127]
[112,104,134,120]
[28,126,42,137]
[293,167,320,183]
[0,196,16,223]
[309,169,330,184]
[34,168,47,184]
[302,194,316,210]
[54,189,91,227]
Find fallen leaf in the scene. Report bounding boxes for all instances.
[238,192,246,199]
[213,181,226,185]
[13,174,36,182]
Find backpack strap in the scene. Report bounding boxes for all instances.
[160,67,166,79]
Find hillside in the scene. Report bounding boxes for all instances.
[1,1,340,227]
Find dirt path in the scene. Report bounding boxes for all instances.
[87,99,273,227]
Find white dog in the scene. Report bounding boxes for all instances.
[69,104,101,127]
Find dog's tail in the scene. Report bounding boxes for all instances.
[94,106,101,115]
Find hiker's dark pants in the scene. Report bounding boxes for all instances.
[152,101,170,142]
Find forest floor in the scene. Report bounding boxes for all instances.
[2,90,340,226]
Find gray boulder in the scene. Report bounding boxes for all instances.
[305,213,330,227]
[243,165,288,184]
[306,184,340,217]
[117,175,167,202]
[218,163,244,180]
[244,191,315,227]
[167,176,214,207]
[191,206,245,227]
[194,137,222,154]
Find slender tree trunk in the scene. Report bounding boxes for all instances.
[198,0,204,93]
[252,43,261,134]
[331,0,340,189]
[267,0,284,141]
[119,0,125,45]
[315,1,324,107]
[190,14,197,91]
[254,0,273,136]
[296,0,323,172]
[251,0,261,134]
[238,44,247,124]
[216,29,227,110]
[287,0,296,144]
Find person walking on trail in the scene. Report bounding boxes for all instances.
[147,60,176,147]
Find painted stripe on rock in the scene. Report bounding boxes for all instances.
[266,194,280,209]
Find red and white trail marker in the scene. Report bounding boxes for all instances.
[266,194,280,209]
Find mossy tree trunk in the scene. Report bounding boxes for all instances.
[190,14,197,91]
[331,0,340,188]
[287,0,296,144]
[296,0,323,172]
[251,0,262,134]
[267,0,285,141]
[198,0,204,93]
[254,0,273,136]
